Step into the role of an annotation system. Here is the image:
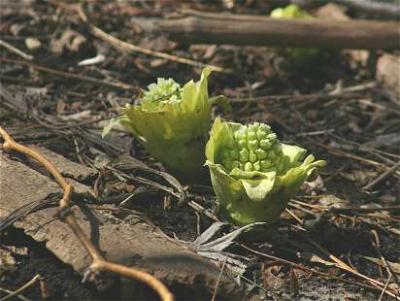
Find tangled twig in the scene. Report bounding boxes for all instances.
[0,126,174,301]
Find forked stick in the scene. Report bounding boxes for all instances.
[0,126,174,301]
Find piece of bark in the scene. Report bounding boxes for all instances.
[376,54,400,103]
[332,0,400,19]
[150,12,399,50]
[29,145,97,181]
[0,150,244,300]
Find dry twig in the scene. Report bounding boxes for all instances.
[0,275,41,301]
[0,288,30,301]
[0,126,174,301]
[0,39,33,61]
[211,257,227,301]
[363,160,400,191]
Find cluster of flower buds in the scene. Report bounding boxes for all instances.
[221,123,286,173]
[142,78,182,104]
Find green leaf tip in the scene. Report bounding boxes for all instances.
[205,118,326,225]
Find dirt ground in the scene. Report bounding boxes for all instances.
[1,1,399,301]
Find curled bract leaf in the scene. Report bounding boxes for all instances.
[205,118,326,225]
[104,68,213,180]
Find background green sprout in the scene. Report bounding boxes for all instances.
[205,118,326,226]
[270,4,319,64]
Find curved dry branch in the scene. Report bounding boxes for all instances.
[0,126,174,301]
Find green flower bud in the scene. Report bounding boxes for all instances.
[244,162,253,172]
[205,118,326,225]
[142,78,182,104]
[239,148,249,163]
[249,151,257,163]
[230,149,239,160]
[260,159,271,169]
[255,148,267,160]
[256,130,267,140]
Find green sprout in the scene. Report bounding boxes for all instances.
[104,68,213,180]
[270,4,318,64]
[205,118,326,226]
[270,4,312,19]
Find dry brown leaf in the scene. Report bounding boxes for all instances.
[51,29,86,54]
[362,256,400,274]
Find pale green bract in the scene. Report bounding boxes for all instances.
[205,118,326,226]
[104,68,213,180]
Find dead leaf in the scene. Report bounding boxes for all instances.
[340,170,377,186]
[362,256,400,274]
[318,195,348,208]
[315,3,349,21]
[51,29,86,54]
[302,175,325,194]
[25,37,41,50]
[262,263,286,291]
[376,54,400,103]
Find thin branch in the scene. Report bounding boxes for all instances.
[0,288,30,301]
[211,257,227,301]
[0,126,174,301]
[378,275,393,301]
[0,275,41,301]
[0,39,33,60]
[363,160,400,191]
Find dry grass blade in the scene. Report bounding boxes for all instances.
[0,126,174,301]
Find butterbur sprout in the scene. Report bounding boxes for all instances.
[205,118,326,226]
[104,68,213,180]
